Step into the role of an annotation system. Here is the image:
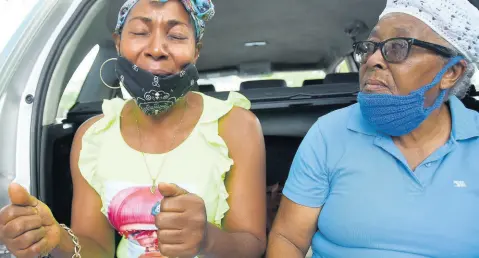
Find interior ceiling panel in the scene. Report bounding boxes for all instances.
[105,0,386,72]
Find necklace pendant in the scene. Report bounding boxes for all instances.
[150,184,156,194]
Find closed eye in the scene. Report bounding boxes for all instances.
[130,32,149,36]
[168,34,188,40]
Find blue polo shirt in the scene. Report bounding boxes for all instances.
[283,96,479,258]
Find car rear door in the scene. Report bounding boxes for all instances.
[0,0,83,255]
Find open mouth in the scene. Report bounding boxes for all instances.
[154,72,174,77]
[147,69,174,77]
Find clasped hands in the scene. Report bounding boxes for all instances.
[140,183,209,258]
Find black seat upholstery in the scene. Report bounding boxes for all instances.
[324,72,359,84]
[240,79,287,90]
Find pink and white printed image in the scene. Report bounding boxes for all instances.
[108,186,165,256]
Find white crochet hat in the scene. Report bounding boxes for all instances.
[379,0,479,86]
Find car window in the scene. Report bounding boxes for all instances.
[198,70,326,92]
[56,44,99,121]
[197,56,356,92]
[335,59,352,73]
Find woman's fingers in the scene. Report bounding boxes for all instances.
[3,215,42,239]
[8,183,39,207]
[13,237,48,258]
[158,242,196,258]
[10,226,46,250]
[0,205,37,225]
[157,229,184,244]
[155,212,186,230]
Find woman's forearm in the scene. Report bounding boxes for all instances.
[201,223,266,258]
[50,228,112,258]
[266,231,305,258]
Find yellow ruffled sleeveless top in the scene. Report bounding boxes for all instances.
[78,92,251,258]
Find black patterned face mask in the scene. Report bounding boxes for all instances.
[115,56,199,116]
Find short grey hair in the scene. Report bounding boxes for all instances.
[438,44,476,99]
[449,60,475,99]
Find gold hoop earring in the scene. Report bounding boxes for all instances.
[100,58,121,89]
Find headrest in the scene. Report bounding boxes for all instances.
[467,85,478,96]
[240,79,287,90]
[198,84,216,92]
[324,73,359,84]
[302,79,324,86]
[462,86,479,111]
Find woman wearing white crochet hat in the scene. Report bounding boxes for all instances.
[268,0,479,258]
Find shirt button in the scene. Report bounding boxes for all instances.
[425,162,432,167]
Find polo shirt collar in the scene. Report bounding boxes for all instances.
[347,103,380,137]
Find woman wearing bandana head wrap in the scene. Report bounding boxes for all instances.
[268,1,479,258]
[0,1,266,258]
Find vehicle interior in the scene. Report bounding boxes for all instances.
[32,0,479,256]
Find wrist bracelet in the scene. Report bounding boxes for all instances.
[59,223,82,258]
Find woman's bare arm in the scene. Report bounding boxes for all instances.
[200,107,267,258]
[51,115,115,257]
[266,197,320,258]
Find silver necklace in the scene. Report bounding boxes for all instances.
[134,99,188,194]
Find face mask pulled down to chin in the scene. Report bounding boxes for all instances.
[115,56,200,116]
[357,56,464,136]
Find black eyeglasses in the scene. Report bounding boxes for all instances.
[352,37,459,64]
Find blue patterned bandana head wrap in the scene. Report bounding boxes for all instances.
[114,0,215,41]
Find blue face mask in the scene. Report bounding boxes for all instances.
[357,55,464,136]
